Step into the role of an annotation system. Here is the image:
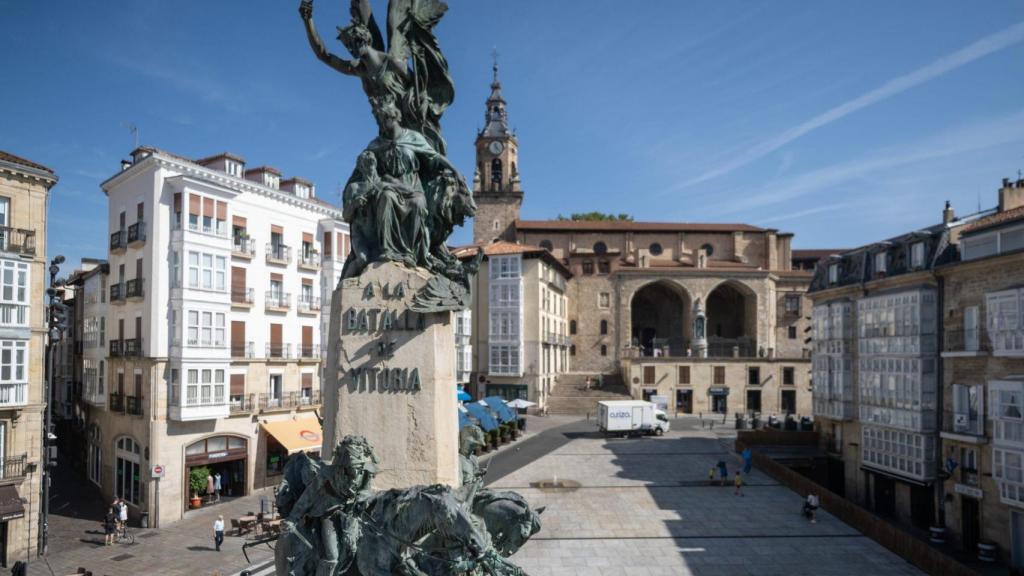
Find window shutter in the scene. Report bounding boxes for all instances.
[302,278,313,287]
[231,267,246,293]
[233,215,247,228]
[216,201,227,220]
[231,320,245,345]
[337,233,347,258]
[678,366,690,384]
[174,192,182,214]
[270,324,282,347]
[302,373,313,390]
[271,225,284,235]
[203,197,214,218]
[643,366,655,385]
[323,231,332,256]
[188,194,201,216]
[230,374,245,396]
[270,272,283,283]
[302,326,313,348]
[302,232,313,243]
[964,306,979,352]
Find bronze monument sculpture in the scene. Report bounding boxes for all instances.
[262,1,541,574]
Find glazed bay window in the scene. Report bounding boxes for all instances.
[187,251,227,291]
[489,311,519,341]
[185,368,226,406]
[187,311,226,347]
[988,288,1024,355]
[0,340,26,406]
[490,284,520,308]
[991,380,1024,445]
[910,242,925,268]
[862,425,934,481]
[490,255,521,280]
[0,260,28,327]
[489,344,521,376]
[951,383,983,435]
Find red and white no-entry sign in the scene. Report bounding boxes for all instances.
[151,464,165,478]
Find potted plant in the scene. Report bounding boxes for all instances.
[487,429,499,450]
[189,466,209,509]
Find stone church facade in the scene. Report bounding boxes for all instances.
[468,66,817,417]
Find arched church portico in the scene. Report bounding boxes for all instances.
[629,281,692,357]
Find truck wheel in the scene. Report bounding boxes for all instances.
[654,428,664,436]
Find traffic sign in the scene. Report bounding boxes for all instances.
[151,464,165,478]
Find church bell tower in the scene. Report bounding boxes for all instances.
[472,58,522,244]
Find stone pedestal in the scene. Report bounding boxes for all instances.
[322,261,461,489]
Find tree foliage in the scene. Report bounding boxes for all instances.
[555,212,634,222]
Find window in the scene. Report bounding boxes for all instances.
[115,437,142,505]
[187,311,225,347]
[593,242,607,255]
[581,261,594,275]
[952,384,983,435]
[747,367,760,386]
[988,289,1023,355]
[874,252,887,274]
[569,345,576,356]
[87,426,102,486]
[828,263,839,284]
[600,320,608,335]
[226,160,243,178]
[910,242,925,268]
[788,326,797,340]
[185,368,225,406]
[489,344,521,375]
[539,240,553,251]
[489,284,520,308]
[963,306,979,352]
[598,260,610,274]
[643,366,655,385]
[713,366,725,385]
[489,311,519,340]
[781,390,796,414]
[861,425,933,480]
[0,260,27,327]
[490,255,521,280]
[783,367,795,386]
[0,340,27,402]
[598,293,610,309]
[98,360,105,395]
[187,251,227,291]
[784,294,801,314]
[491,158,502,184]
[746,390,762,412]
[649,243,663,256]
[678,366,690,385]
[600,344,607,356]
[569,320,577,335]
[701,243,714,257]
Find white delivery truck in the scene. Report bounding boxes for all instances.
[597,400,670,437]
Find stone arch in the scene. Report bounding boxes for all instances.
[629,280,692,357]
[705,280,758,356]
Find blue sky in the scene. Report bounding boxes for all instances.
[3,1,1023,270]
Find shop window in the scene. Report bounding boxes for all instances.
[115,437,142,505]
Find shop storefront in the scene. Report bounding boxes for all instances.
[184,435,248,507]
[709,387,729,413]
[261,419,323,482]
[0,486,24,568]
[486,384,527,402]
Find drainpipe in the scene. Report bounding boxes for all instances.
[934,275,946,535]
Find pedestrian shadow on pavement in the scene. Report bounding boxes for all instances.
[186,545,216,552]
[78,537,107,546]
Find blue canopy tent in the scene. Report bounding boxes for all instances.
[483,396,518,424]
[458,409,473,430]
[457,387,472,402]
[465,403,499,432]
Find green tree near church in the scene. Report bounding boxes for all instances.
[556,212,634,222]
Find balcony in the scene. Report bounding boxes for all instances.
[230,394,256,415]
[297,296,321,315]
[941,328,988,358]
[109,230,126,253]
[298,344,321,360]
[266,343,293,360]
[543,332,570,348]
[109,392,125,412]
[0,383,27,407]
[0,454,27,482]
[298,251,321,270]
[707,337,758,358]
[231,287,255,309]
[266,243,292,265]
[265,291,291,312]
[126,278,144,300]
[169,390,229,421]
[123,337,142,357]
[109,283,126,304]
[0,303,28,328]
[259,390,320,412]
[0,227,35,257]
[109,339,123,357]
[185,221,230,239]
[127,221,146,246]
[231,237,255,259]
[126,395,143,416]
[231,341,256,359]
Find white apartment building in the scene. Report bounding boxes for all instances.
[84,146,349,526]
[460,242,571,406]
[454,308,472,387]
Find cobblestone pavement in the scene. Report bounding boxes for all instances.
[489,420,924,576]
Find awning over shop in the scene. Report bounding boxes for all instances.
[261,418,323,455]
[0,485,25,522]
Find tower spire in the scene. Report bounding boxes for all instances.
[483,51,510,138]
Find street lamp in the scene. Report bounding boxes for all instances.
[39,255,66,556]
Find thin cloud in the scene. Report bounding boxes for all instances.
[758,202,851,225]
[720,107,1024,215]
[676,21,1024,190]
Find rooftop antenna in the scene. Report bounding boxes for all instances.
[122,122,139,148]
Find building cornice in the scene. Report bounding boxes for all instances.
[102,152,347,222]
[0,159,58,187]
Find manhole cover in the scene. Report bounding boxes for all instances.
[530,479,581,492]
[111,554,133,561]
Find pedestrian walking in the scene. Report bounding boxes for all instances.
[717,460,728,486]
[213,515,225,552]
[734,471,744,496]
[103,508,116,546]
[742,447,753,475]
[707,466,716,485]
[804,493,820,523]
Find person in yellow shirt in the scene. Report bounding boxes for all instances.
[734,471,744,497]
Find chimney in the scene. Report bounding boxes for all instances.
[1000,177,1024,212]
[942,200,955,224]
[120,159,132,172]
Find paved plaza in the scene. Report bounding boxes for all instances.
[40,416,923,576]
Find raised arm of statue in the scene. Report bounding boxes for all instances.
[299,0,359,76]
[349,0,386,52]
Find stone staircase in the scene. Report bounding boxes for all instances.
[546,372,633,416]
